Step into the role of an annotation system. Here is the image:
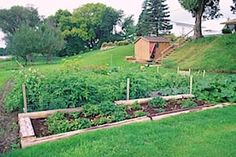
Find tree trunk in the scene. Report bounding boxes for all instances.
[194,12,203,39]
[193,2,204,39]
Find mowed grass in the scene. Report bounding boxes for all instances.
[3,106,236,157]
[163,34,236,71]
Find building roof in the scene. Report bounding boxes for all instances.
[134,36,170,44]
[221,19,236,25]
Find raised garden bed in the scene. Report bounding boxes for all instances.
[18,94,231,148]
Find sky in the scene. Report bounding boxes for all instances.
[0,0,235,47]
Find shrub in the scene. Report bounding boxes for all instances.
[181,99,198,109]
[134,111,147,117]
[149,97,166,108]
[222,28,232,34]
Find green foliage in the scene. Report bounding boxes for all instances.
[92,117,111,126]
[111,110,129,122]
[70,118,92,130]
[83,105,100,118]
[181,99,198,109]
[194,75,236,103]
[149,97,166,108]
[137,0,172,36]
[134,111,147,117]
[222,28,232,34]
[46,112,91,134]
[46,112,71,134]
[7,24,64,64]
[0,6,40,35]
[126,102,142,111]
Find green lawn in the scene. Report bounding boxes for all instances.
[163,34,236,71]
[3,106,236,157]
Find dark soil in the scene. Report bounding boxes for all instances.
[32,98,210,138]
[31,119,51,137]
[0,80,19,154]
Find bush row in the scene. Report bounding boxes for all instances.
[101,40,130,48]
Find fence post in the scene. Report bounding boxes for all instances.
[189,68,191,75]
[127,78,130,100]
[22,84,27,113]
[190,75,193,95]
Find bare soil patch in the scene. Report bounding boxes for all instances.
[0,81,19,154]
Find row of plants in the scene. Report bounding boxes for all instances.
[4,67,236,113]
[45,98,200,135]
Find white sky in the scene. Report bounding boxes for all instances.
[0,0,235,47]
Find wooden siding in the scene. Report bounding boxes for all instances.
[154,42,171,60]
[134,39,150,61]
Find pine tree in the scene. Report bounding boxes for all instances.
[136,0,172,36]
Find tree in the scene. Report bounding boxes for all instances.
[231,0,236,13]
[0,6,40,35]
[38,23,65,62]
[121,15,136,41]
[178,0,221,39]
[72,3,123,48]
[6,24,64,64]
[6,26,40,64]
[136,0,172,36]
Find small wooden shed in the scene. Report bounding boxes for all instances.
[134,36,171,62]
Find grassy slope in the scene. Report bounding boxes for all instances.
[3,106,236,157]
[0,45,135,88]
[163,34,236,71]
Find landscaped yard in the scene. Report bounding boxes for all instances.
[3,106,236,157]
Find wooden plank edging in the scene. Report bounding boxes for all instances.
[20,103,235,148]
[115,94,195,105]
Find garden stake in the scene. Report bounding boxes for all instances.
[203,70,206,77]
[127,78,130,100]
[22,84,28,113]
[190,75,193,95]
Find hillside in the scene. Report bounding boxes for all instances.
[163,34,236,72]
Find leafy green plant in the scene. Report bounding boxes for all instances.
[181,99,198,109]
[149,97,166,108]
[92,117,111,126]
[70,118,92,130]
[134,111,147,118]
[111,111,129,122]
[126,101,142,111]
[46,112,71,134]
[83,104,100,118]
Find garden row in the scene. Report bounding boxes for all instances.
[32,97,207,137]
[4,67,236,113]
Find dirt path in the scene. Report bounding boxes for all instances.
[0,80,19,154]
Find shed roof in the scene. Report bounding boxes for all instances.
[221,19,236,25]
[134,36,170,44]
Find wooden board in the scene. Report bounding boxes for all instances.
[19,117,35,138]
[115,94,194,105]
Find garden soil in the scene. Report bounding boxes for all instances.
[0,80,19,154]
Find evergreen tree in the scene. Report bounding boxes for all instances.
[136,0,172,36]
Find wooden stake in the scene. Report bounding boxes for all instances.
[22,84,27,113]
[177,66,180,74]
[190,75,193,95]
[189,68,191,75]
[127,78,130,100]
[203,70,206,77]
[157,66,159,73]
